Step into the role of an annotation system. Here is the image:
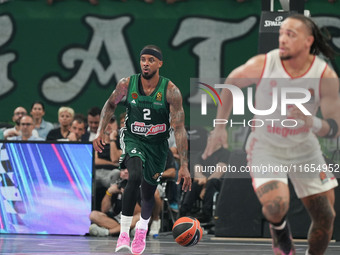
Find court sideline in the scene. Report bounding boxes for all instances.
[1,233,340,254]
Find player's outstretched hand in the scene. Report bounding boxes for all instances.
[177,165,191,192]
[201,128,228,160]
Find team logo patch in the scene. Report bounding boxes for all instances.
[319,172,328,184]
[131,121,166,136]
[132,92,138,99]
[156,92,162,101]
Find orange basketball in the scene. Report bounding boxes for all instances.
[172,217,203,247]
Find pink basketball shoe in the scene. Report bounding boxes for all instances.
[131,228,148,254]
[115,232,130,252]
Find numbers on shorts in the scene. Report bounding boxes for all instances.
[143,108,151,120]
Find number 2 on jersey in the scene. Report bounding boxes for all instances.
[143,108,151,120]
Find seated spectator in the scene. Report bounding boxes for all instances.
[119,112,126,129]
[46,106,74,141]
[89,168,141,236]
[30,101,54,139]
[4,106,39,139]
[58,116,86,141]
[82,106,101,142]
[180,146,230,223]
[94,116,120,210]
[8,116,44,141]
[166,128,180,212]
[149,148,176,237]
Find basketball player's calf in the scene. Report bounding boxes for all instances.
[302,190,335,255]
[256,181,295,255]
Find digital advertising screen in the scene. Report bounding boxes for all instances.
[0,141,93,235]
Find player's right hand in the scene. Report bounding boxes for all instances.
[93,133,106,153]
[201,128,228,160]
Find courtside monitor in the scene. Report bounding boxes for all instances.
[0,141,93,235]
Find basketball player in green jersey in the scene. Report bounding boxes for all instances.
[93,45,191,254]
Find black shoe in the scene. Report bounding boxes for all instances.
[269,221,295,255]
[193,212,211,223]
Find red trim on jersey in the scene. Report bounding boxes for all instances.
[256,54,267,89]
[281,55,316,79]
[319,63,328,99]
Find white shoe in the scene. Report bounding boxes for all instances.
[148,220,160,236]
[89,224,109,236]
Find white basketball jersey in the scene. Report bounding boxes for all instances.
[252,49,327,148]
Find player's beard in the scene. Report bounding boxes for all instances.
[142,70,157,80]
[280,55,292,60]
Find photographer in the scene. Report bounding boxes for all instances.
[89,168,141,236]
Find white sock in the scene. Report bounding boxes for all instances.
[137,216,150,230]
[271,220,286,230]
[120,215,133,236]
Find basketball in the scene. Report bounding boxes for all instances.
[172,217,203,247]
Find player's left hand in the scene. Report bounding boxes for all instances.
[177,165,191,192]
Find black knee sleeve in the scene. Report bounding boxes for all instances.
[122,156,143,216]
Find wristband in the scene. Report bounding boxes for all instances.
[312,116,322,133]
[106,190,112,197]
[324,118,339,138]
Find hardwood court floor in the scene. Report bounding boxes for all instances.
[0,233,340,254]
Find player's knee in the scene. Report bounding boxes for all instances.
[262,199,289,223]
[313,204,335,228]
[89,210,99,221]
[126,156,143,184]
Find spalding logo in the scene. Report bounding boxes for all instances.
[264,16,283,27]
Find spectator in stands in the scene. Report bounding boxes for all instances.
[46,106,74,141]
[94,116,120,208]
[68,117,86,141]
[89,168,141,236]
[166,129,180,212]
[82,107,101,142]
[8,116,44,141]
[179,127,230,223]
[4,106,39,139]
[30,101,54,140]
[119,112,126,129]
[58,116,86,142]
[149,148,176,237]
[180,146,230,223]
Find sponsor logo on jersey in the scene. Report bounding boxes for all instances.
[131,121,166,136]
[132,92,138,99]
[156,92,162,101]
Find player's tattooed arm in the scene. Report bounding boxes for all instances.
[97,77,129,137]
[167,82,188,166]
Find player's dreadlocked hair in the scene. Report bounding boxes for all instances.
[288,14,336,59]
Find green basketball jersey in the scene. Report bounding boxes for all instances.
[124,74,170,143]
